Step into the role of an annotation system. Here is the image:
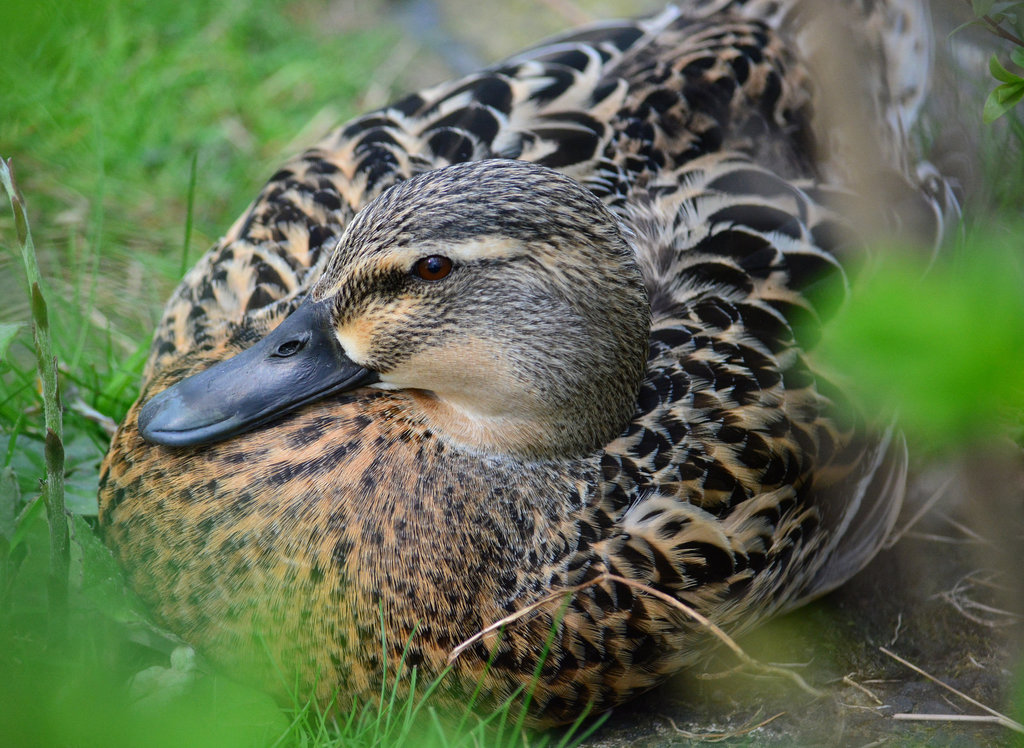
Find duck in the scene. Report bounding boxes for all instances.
[98,0,954,727]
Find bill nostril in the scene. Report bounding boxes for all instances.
[274,339,305,357]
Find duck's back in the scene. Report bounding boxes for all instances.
[150,0,942,369]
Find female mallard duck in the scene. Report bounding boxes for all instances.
[99,0,952,726]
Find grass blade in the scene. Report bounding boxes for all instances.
[0,157,68,642]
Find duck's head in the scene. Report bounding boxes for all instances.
[139,160,650,459]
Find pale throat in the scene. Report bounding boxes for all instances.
[380,350,561,458]
[403,389,569,458]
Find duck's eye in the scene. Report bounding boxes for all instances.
[272,337,306,358]
[412,255,453,282]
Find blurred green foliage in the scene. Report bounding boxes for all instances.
[821,230,1024,449]
[0,0,396,376]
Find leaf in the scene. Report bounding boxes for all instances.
[949,18,986,38]
[62,431,104,516]
[990,54,1021,84]
[9,494,43,553]
[984,81,1024,122]
[984,89,1009,123]
[67,514,148,622]
[1012,46,1024,69]
[1002,80,1024,103]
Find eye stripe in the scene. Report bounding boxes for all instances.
[412,255,453,281]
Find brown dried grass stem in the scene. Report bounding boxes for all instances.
[449,573,824,698]
[842,674,884,706]
[884,474,953,549]
[880,646,1024,734]
[667,711,785,741]
[893,713,1015,725]
[962,0,1024,48]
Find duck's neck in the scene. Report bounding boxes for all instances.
[339,389,598,634]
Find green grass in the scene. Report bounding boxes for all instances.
[2,0,394,362]
[2,0,1024,745]
[0,2,604,744]
[0,507,602,747]
[0,1,597,745]
[0,0,395,457]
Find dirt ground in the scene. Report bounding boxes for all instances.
[578,455,1024,746]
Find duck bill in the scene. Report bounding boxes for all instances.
[138,299,379,447]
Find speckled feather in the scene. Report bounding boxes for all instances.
[100,0,948,726]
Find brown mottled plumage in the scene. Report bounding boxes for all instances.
[99,0,953,726]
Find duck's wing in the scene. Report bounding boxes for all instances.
[568,152,918,648]
[590,52,953,634]
[588,0,953,622]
